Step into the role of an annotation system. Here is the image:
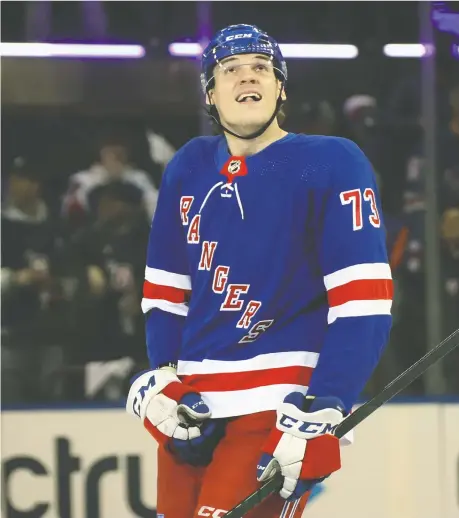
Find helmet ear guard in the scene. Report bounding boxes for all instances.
[200,24,288,140]
[200,72,213,95]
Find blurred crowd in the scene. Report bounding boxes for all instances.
[2,79,459,405]
[1,131,169,402]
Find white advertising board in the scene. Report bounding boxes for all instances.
[2,409,158,518]
[443,405,459,518]
[304,404,444,518]
[1,403,458,518]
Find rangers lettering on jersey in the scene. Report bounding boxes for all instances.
[142,134,392,418]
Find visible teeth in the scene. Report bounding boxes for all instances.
[237,93,261,102]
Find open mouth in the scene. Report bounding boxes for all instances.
[236,92,262,103]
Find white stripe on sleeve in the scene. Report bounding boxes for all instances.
[324,263,392,290]
[141,298,189,316]
[145,266,191,290]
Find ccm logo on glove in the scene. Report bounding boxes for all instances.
[126,369,211,445]
[126,369,226,467]
[278,415,339,436]
[131,375,157,418]
[257,393,345,501]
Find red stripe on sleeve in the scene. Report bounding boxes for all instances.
[327,278,393,307]
[143,280,190,304]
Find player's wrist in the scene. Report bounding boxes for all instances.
[156,361,178,373]
[303,394,346,415]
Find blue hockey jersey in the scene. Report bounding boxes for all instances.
[142,133,393,418]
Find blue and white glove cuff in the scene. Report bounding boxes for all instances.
[126,369,180,420]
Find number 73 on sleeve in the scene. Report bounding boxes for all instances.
[339,188,380,231]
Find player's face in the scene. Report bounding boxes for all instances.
[208,54,285,135]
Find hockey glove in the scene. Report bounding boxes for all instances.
[126,368,223,466]
[257,394,345,501]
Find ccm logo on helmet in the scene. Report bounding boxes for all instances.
[225,33,252,41]
[198,506,228,517]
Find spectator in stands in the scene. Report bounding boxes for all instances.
[394,81,459,394]
[286,99,337,136]
[343,95,387,182]
[62,132,158,229]
[1,158,66,403]
[342,94,403,214]
[146,129,176,174]
[67,181,150,399]
[441,83,459,212]
[363,172,410,397]
[441,84,459,393]
[441,208,459,330]
[343,95,378,143]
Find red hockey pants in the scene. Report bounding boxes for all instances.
[157,410,310,518]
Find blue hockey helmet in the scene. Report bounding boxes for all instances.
[200,24,288,94]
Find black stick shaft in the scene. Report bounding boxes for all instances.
[335,327,459,438]
[225,328,459,518]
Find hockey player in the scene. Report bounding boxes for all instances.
[127,24,393,518]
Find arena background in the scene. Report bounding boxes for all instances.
[1,2,459,517]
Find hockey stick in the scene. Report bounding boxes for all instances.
[225,327,459,518]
